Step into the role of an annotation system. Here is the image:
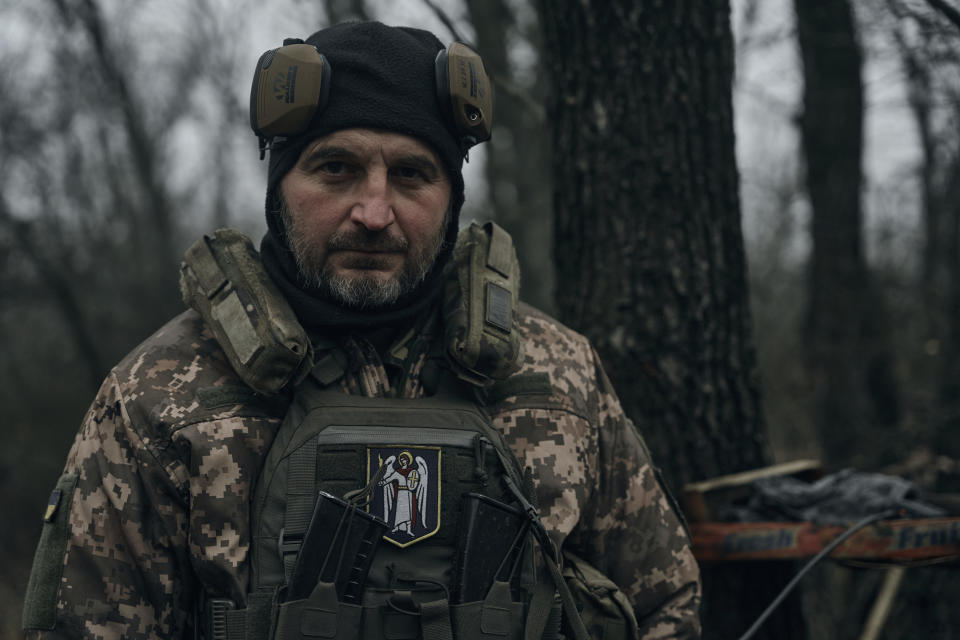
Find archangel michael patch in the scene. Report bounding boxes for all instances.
[367,446,441,547]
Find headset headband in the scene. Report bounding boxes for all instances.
[249,38,493,160]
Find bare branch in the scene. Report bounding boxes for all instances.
[49,0,177,269]
[420,0,467,43]
[926,0,960,31]
[0,195,105,392]
[491,76,545,123]
[422,0,544,123]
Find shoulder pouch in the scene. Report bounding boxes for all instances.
[562,551,639,640]
[443,222,524,386]
[179,229,313,395]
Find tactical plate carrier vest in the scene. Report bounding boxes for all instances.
[180,228,635,640]
[238,382,549,640]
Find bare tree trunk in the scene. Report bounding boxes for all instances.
[539,0,768,491]
[795,0,901,468]
[537,1,800,638]
[465,0,554,312]
[885,1,960,463]
[936,161,960,456]
[885,3,941,319]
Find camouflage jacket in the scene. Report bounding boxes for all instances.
[24,303,701,639]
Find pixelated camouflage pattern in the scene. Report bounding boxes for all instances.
[490,305,701,639]
[26,303,700,639]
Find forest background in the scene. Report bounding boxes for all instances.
[1,0,958,638]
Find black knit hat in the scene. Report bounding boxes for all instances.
[264,22,466,240]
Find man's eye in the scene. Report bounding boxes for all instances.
[394,166,427,180]
[320,161,347,174]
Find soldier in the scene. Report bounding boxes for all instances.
[22,21,701,640]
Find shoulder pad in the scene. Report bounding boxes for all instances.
[443,221,524,386]
[179,229,312,395]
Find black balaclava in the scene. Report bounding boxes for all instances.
[259,22,466,334]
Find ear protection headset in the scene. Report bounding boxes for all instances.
[250,38,493,159]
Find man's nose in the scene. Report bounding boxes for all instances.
[349,170,395,231]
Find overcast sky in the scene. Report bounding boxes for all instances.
[0,0,928,261]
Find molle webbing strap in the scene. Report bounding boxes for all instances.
[420,599,455,640]
[542,552,590,640]
[310,348,349,387]
[282,435,319,582]
[502,476,590,640]
[225,609,246,640]
[205,598,247,640]
[226,609,247,640]
[523,580,555,640]
[203,592,276,640]
[485,223,513,277]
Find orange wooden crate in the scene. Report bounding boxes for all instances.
[691,518,960,562]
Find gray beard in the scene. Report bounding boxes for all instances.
[281,199,447,310]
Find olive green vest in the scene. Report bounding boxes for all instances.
[179,227,635,640]
[236,380,548,640]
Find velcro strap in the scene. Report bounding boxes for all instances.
[524,580,556,640]
[225,609,247,640]
[211,291,261,365]
[420,599,454,640]
[185,237,227,298]
[485,222,513,278]
[245,590,278,640]
[311,349,348,386]
[282,435,319,583]
[542,553,590,640]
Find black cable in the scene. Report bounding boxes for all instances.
[736,509,899,640]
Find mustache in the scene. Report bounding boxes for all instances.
[326,229,409,253]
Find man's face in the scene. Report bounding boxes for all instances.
[280,128,452,309]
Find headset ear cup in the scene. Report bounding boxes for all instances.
[436,42,493,154]
[250,48,278,137]
[317,51,332,116]
[435,48,453,127]
[249,43,332,147]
